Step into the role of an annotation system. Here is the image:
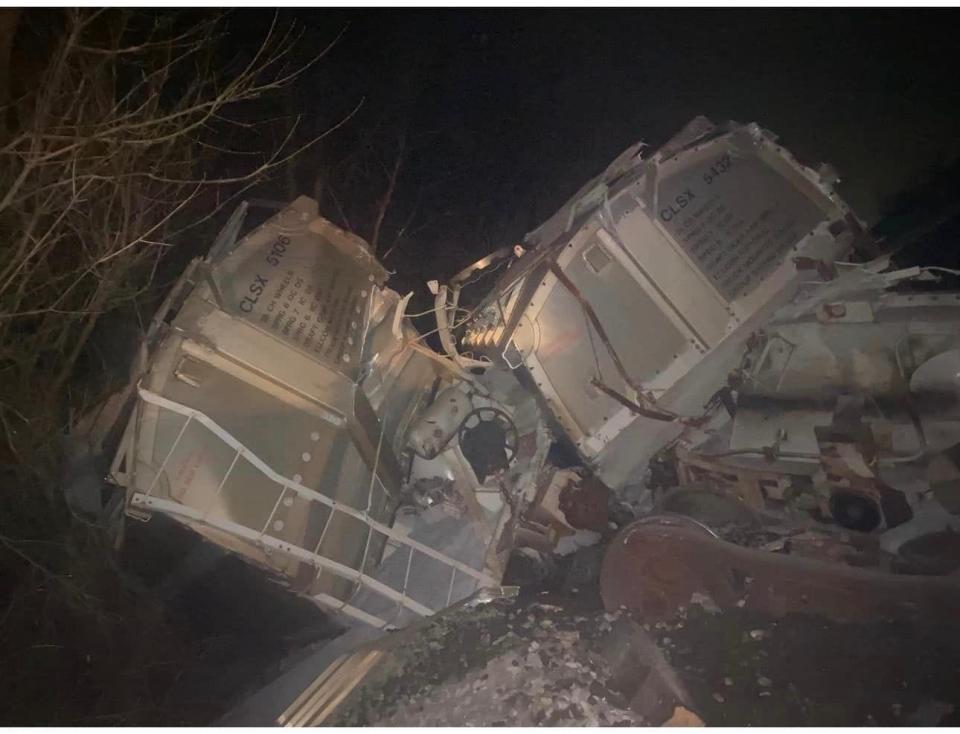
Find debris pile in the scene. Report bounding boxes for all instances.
[323,601,644,727]
[315,587,960,727]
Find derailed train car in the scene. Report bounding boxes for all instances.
[446,116,960,569]
[444,116,868,488]
[109,197,551,629]
[109,116,960,634]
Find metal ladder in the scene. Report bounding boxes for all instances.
[129,386,498,629]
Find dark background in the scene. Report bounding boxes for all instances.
[2,8,959,724]
[6,9,960,725]
[235,9,960,288]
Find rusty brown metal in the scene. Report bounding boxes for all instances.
[600,520,960,625]
[675,444,798,511]
[792,255,838,281]
[558,474,611,532]
[814,414,913,530]
[515,470,611,552]
[589,377,679,424]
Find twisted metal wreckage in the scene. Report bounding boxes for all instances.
[102,117,960,637]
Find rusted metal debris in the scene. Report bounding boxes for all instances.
[600,520,960,625]
[558,474,611,532]
[676,444,799,513]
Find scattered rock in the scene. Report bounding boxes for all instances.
[749,629,768,641]
[723,677,734,687]
[757,676,772,688]
[713,692,725,703]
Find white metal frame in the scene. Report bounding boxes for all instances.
[130,386,497,628]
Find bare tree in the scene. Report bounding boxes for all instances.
[0,9,350,457]
[369,129,406,254]
[0,11,380,723]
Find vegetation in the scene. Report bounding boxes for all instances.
[0,9,336,723]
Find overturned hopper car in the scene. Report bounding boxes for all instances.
[445,116,868,489]
[109,197,551,629]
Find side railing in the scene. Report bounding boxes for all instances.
[129,387,498,628]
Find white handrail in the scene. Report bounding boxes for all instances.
[137,386,495,586]
[131,385,499,625]
[130,493,435,618]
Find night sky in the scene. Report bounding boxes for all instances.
[237,9,960,287]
